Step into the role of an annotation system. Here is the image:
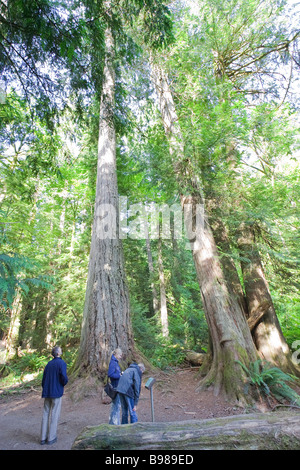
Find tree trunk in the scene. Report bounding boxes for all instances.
[209,215,248,318]
[158,235,169,337]
[6,289,22,358]
[183,195,257,401]
[72,411,300,450]
[75,27,134,377]
[151,60,258,403]
[144,219,159,316]
[237,222,300,376]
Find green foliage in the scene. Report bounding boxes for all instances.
[0,0,299,387]
[0,92,93,350]
[168,289,207,350]
[237,359,300,405]
[0,0,96,119]
[12,351,49,373]
[0,250,51,310]
[130,294,199,369]
[0,351,48,389]
[150,340,186,369]
[131,296,161,354]
[272,292,300,349]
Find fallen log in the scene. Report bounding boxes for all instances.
[72,411,300,450]
[185,351,206,366]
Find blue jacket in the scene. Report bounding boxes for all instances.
[116,363,142,406]
[107,355,122,388]
[42,357,68,398]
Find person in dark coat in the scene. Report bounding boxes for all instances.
[40,346,68,445]
[116,362,145,424]
[107,348,123,425]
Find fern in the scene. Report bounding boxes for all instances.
[237,359,300,405]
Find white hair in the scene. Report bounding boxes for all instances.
[52,346,62,357]
[113,348,122,357]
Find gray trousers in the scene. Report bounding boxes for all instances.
[41,397,62,442]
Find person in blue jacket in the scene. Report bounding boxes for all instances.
[107,348,123,425]
[40,346,68,445]
[116,362,145,424]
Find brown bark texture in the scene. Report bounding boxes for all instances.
[237,223,299,376]
[151,61,258,402]
[75,28,134,376]
[72,411,300,450]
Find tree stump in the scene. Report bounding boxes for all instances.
[72,411,300,450]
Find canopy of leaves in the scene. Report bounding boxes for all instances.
[0,0,299,381]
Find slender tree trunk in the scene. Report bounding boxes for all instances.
[151,60,258,402]
[237,222,300,376]
[158,235,169,337]
[57,185,67,256]
[66,219,76,278]
[144,215,159,315]
[75,27,134,377]
[6,290,22,358]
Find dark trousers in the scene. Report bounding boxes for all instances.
[119,394,138,424]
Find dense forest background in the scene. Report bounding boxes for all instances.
[0,0,300,401]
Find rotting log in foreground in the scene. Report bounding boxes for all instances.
[72,411,300,450]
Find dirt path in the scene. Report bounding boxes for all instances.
[0,368,254,450]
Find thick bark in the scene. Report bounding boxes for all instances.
[210,216,248,318]
[183,195,257,401]
[72,411,300,450]
[237,223,300,376]
[151,61,258,402]
[75,27,134,377]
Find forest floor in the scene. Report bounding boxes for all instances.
[0,367,296,451]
